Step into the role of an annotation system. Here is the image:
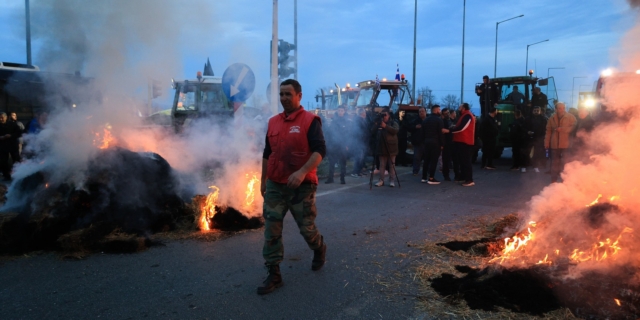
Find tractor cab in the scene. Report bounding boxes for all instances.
[314,84,360,120]
[483,74,558,156]
[170,72,233,133]
[355,78,416,119]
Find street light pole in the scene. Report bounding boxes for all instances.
[270,0,279,115]
[494,14,524,78]
[412,0,417,102]
[25,0,32,65]
[572,76,587,109]
[526,39,549,75]
[460,0,465,103]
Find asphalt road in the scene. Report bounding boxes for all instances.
[0,152,553,320]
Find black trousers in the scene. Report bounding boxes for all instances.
[454,142,473,183]
[481,138,496,167]
[442,144,453,179]
[512,142,528,168]
[422,143,441,180]
[327,151,347,180]
[0,145,18,179]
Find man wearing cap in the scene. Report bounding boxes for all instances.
[476,75,500,116]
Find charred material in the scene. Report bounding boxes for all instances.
[210,206,263,231]
[0,148,190,255]
[585,202,619,229]
[431,265,561,315]
[436,238,495,255]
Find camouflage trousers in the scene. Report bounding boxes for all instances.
[262,179,323,266]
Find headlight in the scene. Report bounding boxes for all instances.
[584,99,596,108]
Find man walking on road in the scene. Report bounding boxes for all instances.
[259,79,327,295]
[527,106,548,173]
[451,103,476,186]
[544,102,576,183]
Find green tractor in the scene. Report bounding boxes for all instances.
[481,75,558,158]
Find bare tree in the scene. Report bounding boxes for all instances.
[440,94,460,110]
[417,86,436,108]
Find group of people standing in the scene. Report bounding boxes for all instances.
[408,103,477,187]
[479,98,595,183]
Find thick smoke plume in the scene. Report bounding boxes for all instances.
[3,0,265,217]
[497,1,640,280]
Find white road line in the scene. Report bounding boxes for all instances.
[316,171,413,198]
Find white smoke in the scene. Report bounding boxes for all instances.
[3,0,266,216]
[497,1,640,279]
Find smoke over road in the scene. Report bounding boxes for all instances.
[3,0,265,218]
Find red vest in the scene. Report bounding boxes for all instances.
[266,107,320,185]
[452,110,475,146]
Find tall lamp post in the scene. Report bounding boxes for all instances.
[526,39,549,75]
[460,0,465,103]
[494,14,524,78]
[25,0,32,65]
[412,0,417,102]
[572,76,587,109]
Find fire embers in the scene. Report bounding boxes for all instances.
[195,173,263,232]
[92,123,116,150]
[489,195,634,269]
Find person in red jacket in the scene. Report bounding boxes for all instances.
[450,103,476,186]
[258,79,327,295]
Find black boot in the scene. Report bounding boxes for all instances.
[340,176,345,184]
[312,237,327,271]
[257,264,283,295]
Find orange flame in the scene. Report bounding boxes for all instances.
[93,124,115,149]
[615,298,622,306]
[244,173,260,209]
[490,196,633,266]
[199,186,219,231]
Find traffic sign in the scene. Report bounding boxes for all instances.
[222,63,255,103]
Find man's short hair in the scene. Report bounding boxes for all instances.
[418,106,426,113]
[483,75,489,80]
[513,86,519,90]
[533,105,541,109]
[441,108,449,113]
[0,112,6,117]
[460,103,470,111]
[280,79,302,94]
[430,104,441,111]
[337,105,345,110]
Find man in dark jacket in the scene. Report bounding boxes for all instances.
[480,108,499,169]
[527,106,548,173]
[421,105,445,184]
[395,110,410,166]
[408,107,427,175]
[0,112,22,181]
[531,87,549,116]
[325,105,350,184]
[509,110,528,172]
[476,75,500,116]
[441,108,454,181]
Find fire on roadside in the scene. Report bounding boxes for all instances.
[199,185,219,231]
[93,124,116,149]
[244,173,260,210]
[489,194,633,266]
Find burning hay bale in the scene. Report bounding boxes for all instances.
[0,148,191,255]
[418,213,640,319]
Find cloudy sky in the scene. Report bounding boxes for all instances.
[0,0,637,110]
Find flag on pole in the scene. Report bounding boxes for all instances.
[395,64,400,81]
[375,74,381,91]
